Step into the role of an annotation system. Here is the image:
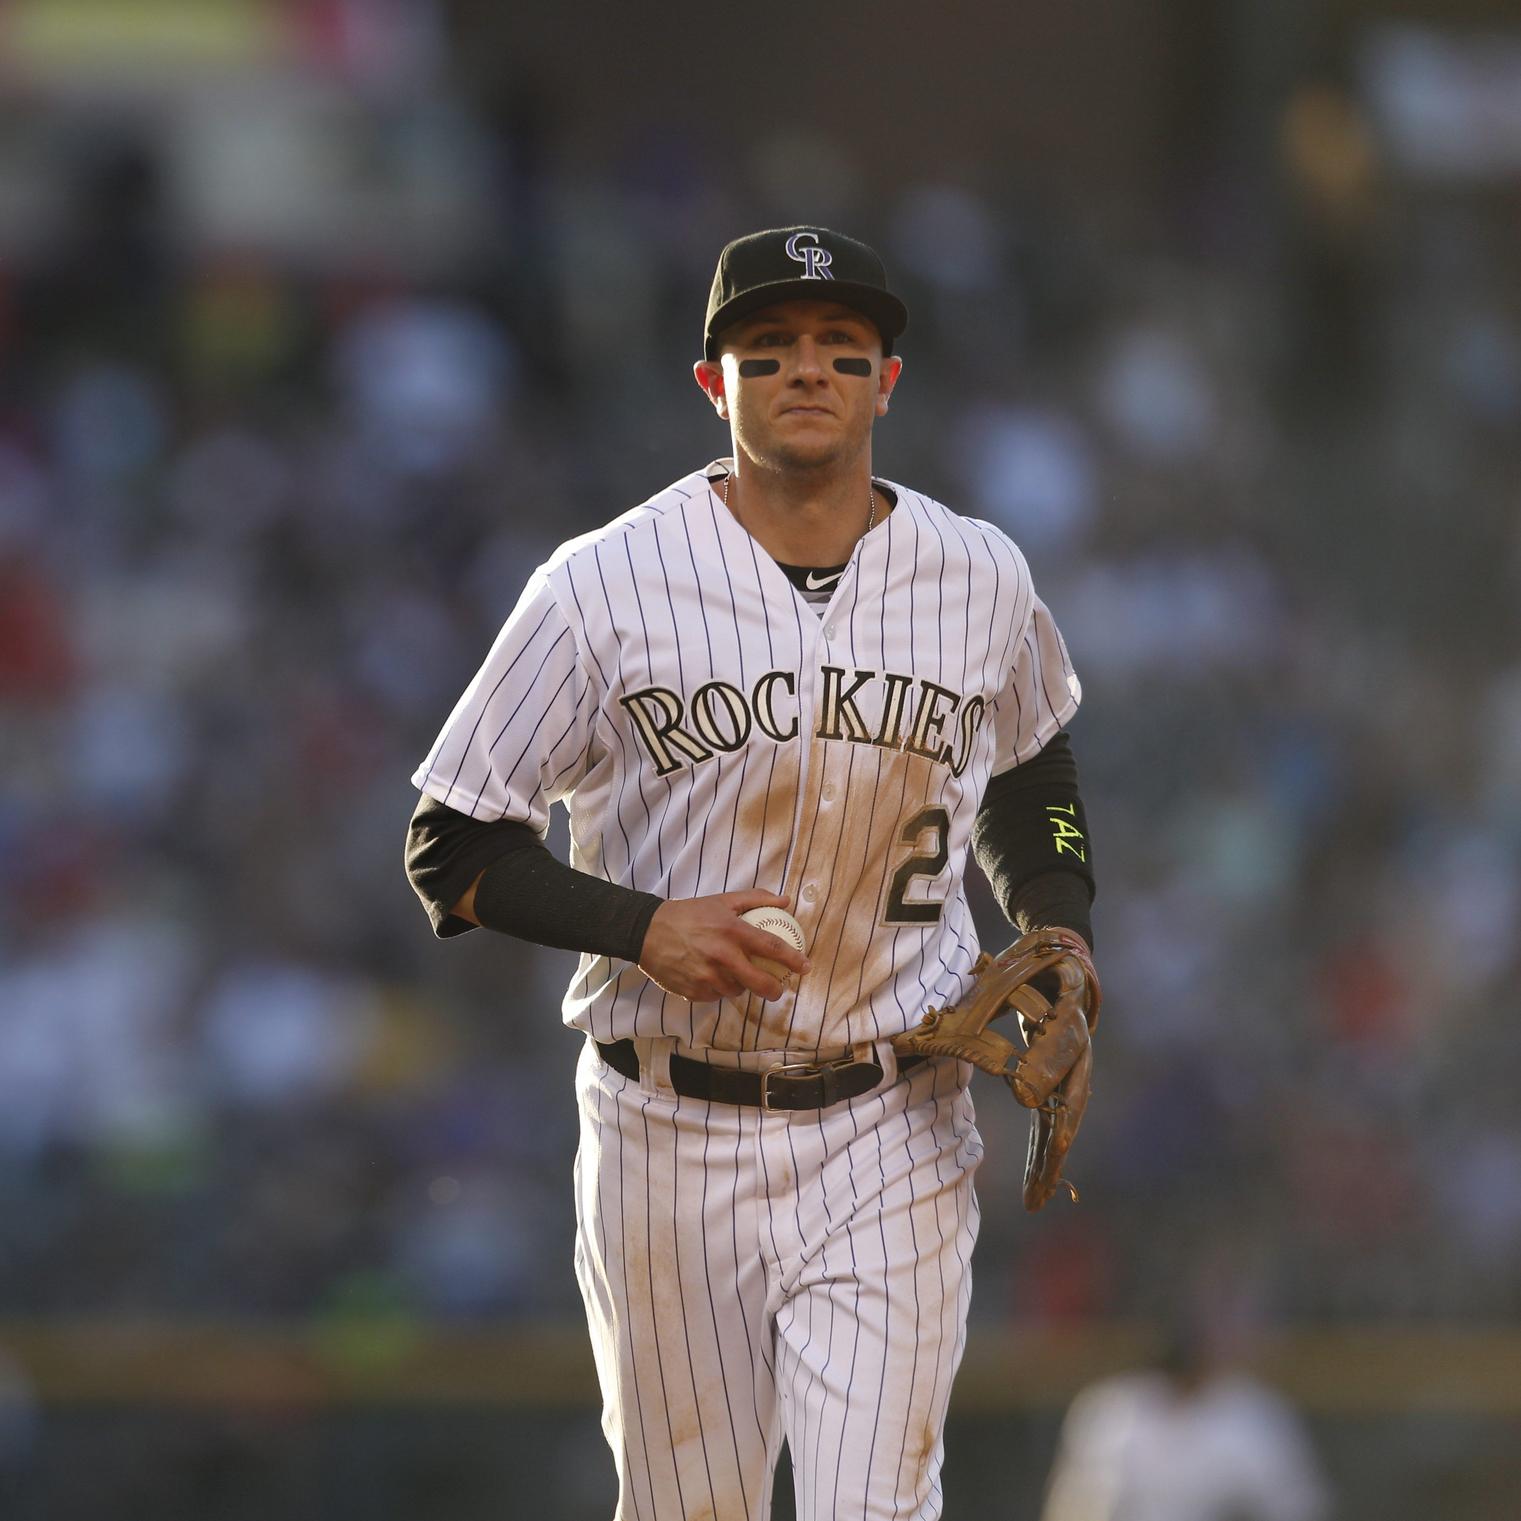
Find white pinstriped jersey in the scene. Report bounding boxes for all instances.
[413,460,1080,1052]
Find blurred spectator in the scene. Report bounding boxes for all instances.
[332,294,517,478]
[0,1346,38,1498]
[1039,1312,1331,1521]
[1277,75,1385,409]
[952,401,1098,553]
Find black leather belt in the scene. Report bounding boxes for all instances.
[596,1038,924,1112]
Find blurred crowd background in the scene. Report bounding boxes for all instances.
[2,0,1520,1516]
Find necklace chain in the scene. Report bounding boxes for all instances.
[720,472,876,538]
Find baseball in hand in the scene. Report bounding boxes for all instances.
[739,906,806,981]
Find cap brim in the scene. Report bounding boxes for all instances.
[705,280,908,359]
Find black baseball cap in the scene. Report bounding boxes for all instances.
[704,226,909,360]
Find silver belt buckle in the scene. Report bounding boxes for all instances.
[761,1053,856,1112]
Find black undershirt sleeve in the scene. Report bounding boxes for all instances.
[971,730,1096,950]
[405,794,662,963]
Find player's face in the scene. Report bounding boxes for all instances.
[695,301,902,474]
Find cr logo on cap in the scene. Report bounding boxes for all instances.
[785,231,834,281]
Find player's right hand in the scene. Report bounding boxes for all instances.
[638,890,810,1003]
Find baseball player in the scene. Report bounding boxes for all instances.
[406,226,1097,1520]
[1041,1316,1330,1521]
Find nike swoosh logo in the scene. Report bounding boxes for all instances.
[804,570,844,591]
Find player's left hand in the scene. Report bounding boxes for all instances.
[892,927,1100,1210]
[638,890,811,1003]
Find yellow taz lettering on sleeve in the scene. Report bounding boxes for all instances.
[1046,803,1087,862]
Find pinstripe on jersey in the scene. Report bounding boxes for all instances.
[412,460,1080,1053]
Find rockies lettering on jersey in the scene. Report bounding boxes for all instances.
[413,461,1080,1053]
[619,667,989,778]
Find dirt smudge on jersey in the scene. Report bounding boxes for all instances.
[728,742,800,897]
[814,747,942,1037]
[740,737,815,1049]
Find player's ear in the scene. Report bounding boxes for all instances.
[693,359,729,419]
[876,354,903,416]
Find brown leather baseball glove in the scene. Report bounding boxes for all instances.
[892,927,1101,1210]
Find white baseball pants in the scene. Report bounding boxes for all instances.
[572,1038,983,1521]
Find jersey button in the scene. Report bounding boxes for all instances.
[822,783,836,802]
[825,625,838,641]
[802,883,818,902]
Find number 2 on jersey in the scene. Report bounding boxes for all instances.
[883,805,950,924]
